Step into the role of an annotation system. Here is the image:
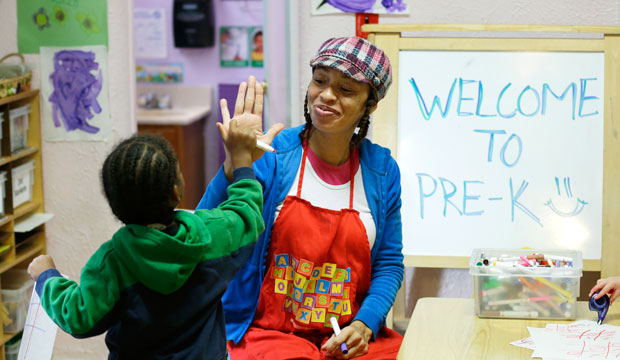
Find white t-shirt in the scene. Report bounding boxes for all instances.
[274,157,376,249]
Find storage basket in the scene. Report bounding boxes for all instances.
[0,53,32,100]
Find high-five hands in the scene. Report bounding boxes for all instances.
[218,76,284,179]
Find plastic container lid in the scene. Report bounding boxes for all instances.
[9,104,31,118]
[469,248,583,278]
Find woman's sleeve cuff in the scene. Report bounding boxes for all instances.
[353,307,382,340]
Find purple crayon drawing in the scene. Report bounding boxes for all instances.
[49,50,103,134]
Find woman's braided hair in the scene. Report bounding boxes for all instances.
[101,134,179,225]
[299,88,377,148]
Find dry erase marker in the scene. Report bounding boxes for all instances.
[535,277,573,301]
[329,316,348,355]
[480,310,539,318]
[487,296,552,306]
[519,276,565,316]
[256,140,276,153]
[544,255,573,263]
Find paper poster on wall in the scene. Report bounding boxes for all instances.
[134,8,167,59]
[250,26,263,68]
[220,26,249,67]
[17,0,108,54]
[397,51,604,259]
[311,0,409,15]
[136,62,184,83]
[40,46,111,142]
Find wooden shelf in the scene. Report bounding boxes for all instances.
[0,333,15,347]
[0,90,39,107]
[0,217,12,228]
[0,241,44,275]
[0,89,46,355]
[0,147,38,167]
[13,202,41,220]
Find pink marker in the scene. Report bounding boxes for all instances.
[520,255,535,266]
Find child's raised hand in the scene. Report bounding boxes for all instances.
[218,76,284,178]
[225,118,257,169]
[28,254,57,281]
[218,75,264,148]
[589,276,620,305]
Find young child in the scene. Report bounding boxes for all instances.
[590,276,620,305]
[27,120,264,359]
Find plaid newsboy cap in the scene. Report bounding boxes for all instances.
[309,36,392,101]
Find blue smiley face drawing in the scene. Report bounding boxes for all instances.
[544,177,588,217]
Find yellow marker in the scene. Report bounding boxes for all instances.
[535,277,574,303]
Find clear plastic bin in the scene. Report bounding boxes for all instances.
[0,113,4,144]
[5,333,21,360]
[2,270,34,333]
[11,160,34,208]
[469,248,583,320]
[0,171,6,215]
[9,104,30,153]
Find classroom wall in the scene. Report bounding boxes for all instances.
[133,0,264,86]
[0,1,135,359]
[296,0,620,327]
[0,1,615,358]
[133,0,264,182]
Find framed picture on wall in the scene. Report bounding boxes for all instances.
[311,0,410,14]
[220,26,249,67]
[250,26,263,67]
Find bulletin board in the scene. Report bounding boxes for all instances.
[362,24,620,277]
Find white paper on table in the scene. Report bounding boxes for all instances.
[510,336,536,350]
[527,327,546,358]
[17,281,59,360]
[528,322,620,359]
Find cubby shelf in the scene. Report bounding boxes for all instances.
[0,90,47,360]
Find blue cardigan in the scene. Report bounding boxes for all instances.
[197,125,404,343]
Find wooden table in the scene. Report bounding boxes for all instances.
[397,297,620,359]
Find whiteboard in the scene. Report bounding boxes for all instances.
[397,51,604,259]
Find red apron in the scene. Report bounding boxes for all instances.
[229,143,402,359]
[253,143,371,332]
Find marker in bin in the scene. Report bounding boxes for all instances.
[478,253,574,267]
[329,316,348,355]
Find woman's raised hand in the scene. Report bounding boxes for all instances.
[218,75,284,179]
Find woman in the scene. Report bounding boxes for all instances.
[198,37,404,359]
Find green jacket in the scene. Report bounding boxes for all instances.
[36,176,264,359]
